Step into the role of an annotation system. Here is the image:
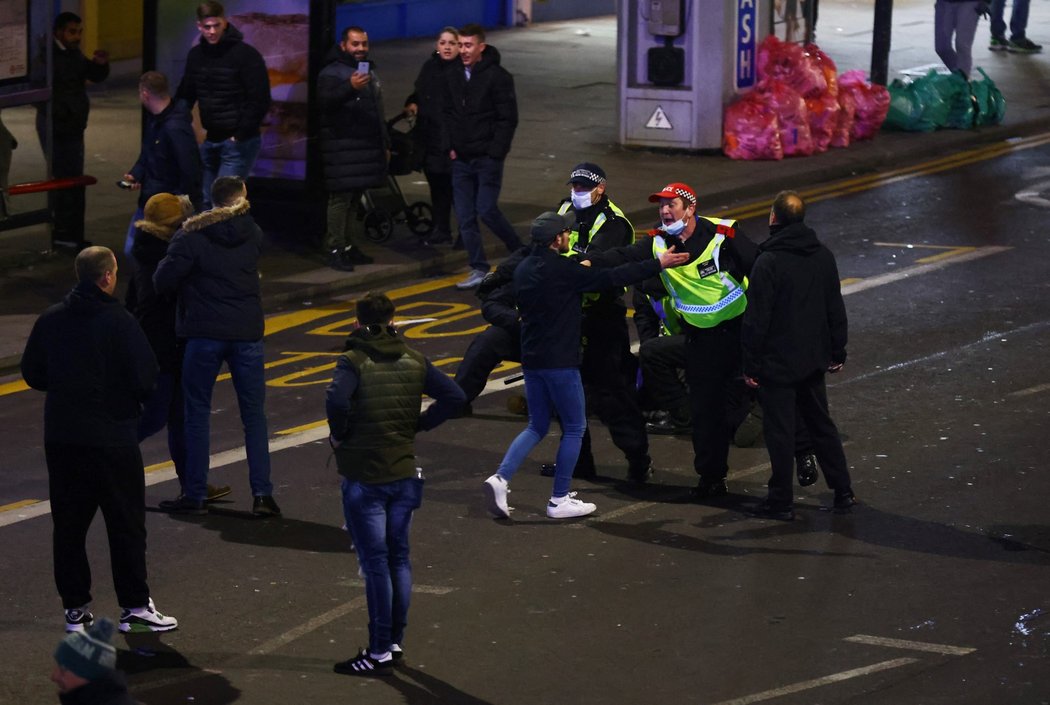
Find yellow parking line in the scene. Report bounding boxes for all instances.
[276,419,327,436]
[0,499,42,513]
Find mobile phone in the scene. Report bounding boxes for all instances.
[116,179,133,190]
[356,61,369,75]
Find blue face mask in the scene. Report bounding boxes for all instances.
[660,218,687,236]
[570,189,593,210]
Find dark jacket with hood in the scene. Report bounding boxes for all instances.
[59,670,137,705]
[128,101,202,209]
[175,24,271,142]
[741,221,848,385]
[406,51,456,173]
[45,40,109,136]
[442,46,518,161]
[317,47,389,192]
[153,199,265,341]
[21,281,157,447]
[326,327,465,483]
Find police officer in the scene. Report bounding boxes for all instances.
[584,182,758,499]
[556,163,652,482]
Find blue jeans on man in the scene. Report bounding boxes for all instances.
[200,136,261,208]
[181,338,272,502]
[991,0,1030,40]
[341,476,424,655]
[451,156,523,273]
[495,367,586,497]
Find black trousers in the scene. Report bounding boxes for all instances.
[423,167,454,237]
[759,371,851,507]
[684,318,743,481]
[454,325,521,403]
[36,113,87,245]
[638,333,688,415]
[581,310,648,466]
[46,443,150,609]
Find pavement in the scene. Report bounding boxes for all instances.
[1,0,1048,373]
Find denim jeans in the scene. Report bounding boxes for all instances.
[496,367,586,497]
[991,0,1030,39]
[341,476,424,654]
[200,136,261,208]
[451,156,523,272]
[182,338,272,501]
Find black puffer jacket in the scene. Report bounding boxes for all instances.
[406,52,456,173]
[153,199,265,341]
[741,222,848,385]
[442,46,518,160]
[129,219,181,372]
[175,24,271,142]
[317,48,389,192]
[128,100,202,209]
[46,41,109,136]
[21,282,157,447]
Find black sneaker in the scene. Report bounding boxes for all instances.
[833,490,858,512]
[627,458,654,485]
[334,648,393,677]
[1008,37,1042,53]
[344,246,374,265]
[390,643,404,664]
[689,478,728,501]
[747,501,795,521]
[158,495,207,515]
[65,606,94,633]
[252,495,282,517]
[327,250,355,272]
[796,453,819,487]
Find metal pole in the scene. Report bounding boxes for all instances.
[870,0,893,85]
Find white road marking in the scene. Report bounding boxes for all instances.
[707,657,918,705]
[247,596,367,656]
[844,634,976,656]
[840,246,1010,296]
[1007,382,1050,398]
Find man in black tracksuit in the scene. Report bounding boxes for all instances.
[176,1,270,208]
[741,191,855,520]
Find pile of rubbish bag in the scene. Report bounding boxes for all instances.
[724,36,890,160]
[884,68,1006,131]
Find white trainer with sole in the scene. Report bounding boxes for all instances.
[483,474,511,518]
[547,492,596,519]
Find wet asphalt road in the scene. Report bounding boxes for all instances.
[1,140,1049,704]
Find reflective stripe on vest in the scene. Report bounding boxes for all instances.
[557,199,634,255]
[653,216,747,328]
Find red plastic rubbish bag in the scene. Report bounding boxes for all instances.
[831,88,856,148]
[723,93,784,161]
[805,44,839,97]
[839,69,890,141]
[806,92,840,153]
[757,35,827,98]
[757,80,814,156]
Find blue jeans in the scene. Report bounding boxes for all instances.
[451,156,523,272]
[182,338,272,502]
[341,476,424,654]
[496,367,586,497]
[200,136,261,208]
[991,0,1030,40]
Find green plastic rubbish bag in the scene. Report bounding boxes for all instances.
[930,71,975,129]
[886,78,931,131]
[972,68,1006,126]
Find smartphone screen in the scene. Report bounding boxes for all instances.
[357,61,370,75]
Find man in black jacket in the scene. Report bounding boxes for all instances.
[443,24,524,290]
[176,1,270,208]
[22,246,177,634]
[318,26,386,271]
[741,191,855,520]
[36,12,109,250]
[153,176,279,517]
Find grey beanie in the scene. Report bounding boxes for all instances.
[54,618,117,681]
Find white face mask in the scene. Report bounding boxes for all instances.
[660,217,687,236]
[570,189,593,210]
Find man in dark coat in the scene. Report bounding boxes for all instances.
[741,190,856,520]
[35,12,109,250]
[175,1,271,208]
[153,177,279,517]
[443,24,524,290]
[22,246,177,635]
[318,26,388,271]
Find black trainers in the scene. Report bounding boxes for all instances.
[334,648,393,677]
[1008,37,1042,53]
[344,246,374,265]
[206,484,232,502]
[327,249,355,272]
[833,490,858,512]
[627,458,654,485]
[252,495,282,517]
[65,606,94,633]
[796,453,819,487]
[689,478,728,501]
[747,501,795,521]
[645,415,691,435]
[158,495,207,515]
[390,643,404,664]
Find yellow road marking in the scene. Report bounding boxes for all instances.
[145,460,174,474]
[276,419,327,436]
[0,499,42,512]
[0,380,29,397]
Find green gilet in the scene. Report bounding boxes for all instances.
[334,343,427,483]
[653,216,748,329]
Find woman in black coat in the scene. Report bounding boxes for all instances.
[405,28,459,244]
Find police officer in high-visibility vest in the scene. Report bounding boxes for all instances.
[583,182,758,499]
[556,162,653,483]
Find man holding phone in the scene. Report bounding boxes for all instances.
[317,26,388,271]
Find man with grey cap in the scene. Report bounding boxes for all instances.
[483,211,688,520]
[51,618,136,704]
[555,162,652,483]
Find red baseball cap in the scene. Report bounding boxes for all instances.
[648,182,697,206]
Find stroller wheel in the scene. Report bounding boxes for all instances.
[406,201,434,236]
[363,209,395,243]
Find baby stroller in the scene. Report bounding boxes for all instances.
[359,114,434,242]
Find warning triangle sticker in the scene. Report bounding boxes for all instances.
[646,106,673,130]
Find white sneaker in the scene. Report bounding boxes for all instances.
[456,269,488,290]
[119,598,178,633]
[546,492,596,519]
[483,474,511,518]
